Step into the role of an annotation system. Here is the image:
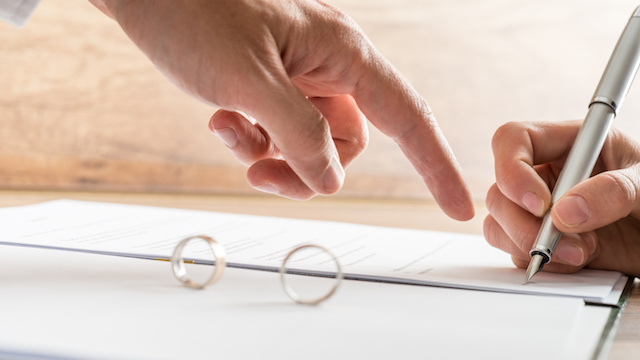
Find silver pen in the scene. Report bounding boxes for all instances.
[526,6,640,282]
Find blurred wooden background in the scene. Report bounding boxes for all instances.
[2,0,640,201]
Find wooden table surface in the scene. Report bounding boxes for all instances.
[0,190,637,359]
[3,0,640,202]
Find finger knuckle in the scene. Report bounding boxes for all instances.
[485,184,501,214]
[347,131,369,156]
[512,226,536,253]
[282,117,333,168]
[482,216,501,248]
[491,121,521,150]
[602,172,638,213]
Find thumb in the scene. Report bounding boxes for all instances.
[551,168,640,233]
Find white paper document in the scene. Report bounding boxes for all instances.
[0,200,627,304]
[0,245,613,360]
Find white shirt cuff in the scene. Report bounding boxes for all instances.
[0,0,42,28]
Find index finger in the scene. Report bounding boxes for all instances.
[352,57,474,221]
[492,120,582,216]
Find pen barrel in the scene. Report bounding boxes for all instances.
[531,104,615,259]
[591,7,640,112]
[550,104,615,202]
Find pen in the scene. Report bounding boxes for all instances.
[525,6,640,282]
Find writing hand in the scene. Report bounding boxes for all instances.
[485,120,640,276]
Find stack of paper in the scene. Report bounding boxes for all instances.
[0,200,629,359]
[0,200,626,303]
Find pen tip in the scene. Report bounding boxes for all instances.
[525,254,544,283]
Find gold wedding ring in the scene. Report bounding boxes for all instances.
[171,235,226,289]
[171,237,343,304]
[279,244,343,305]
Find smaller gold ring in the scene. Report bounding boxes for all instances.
[171,235,226,289]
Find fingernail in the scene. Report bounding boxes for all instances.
[554,195,590,227]
[214,128,238,148]
[555,242,586,266]
[582,232,597,255]
[522,192,545,216]
[323,153,345,193]
[254,183,279,195]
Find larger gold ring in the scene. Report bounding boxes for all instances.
[171,235,226,289]
[279,244,343,305]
